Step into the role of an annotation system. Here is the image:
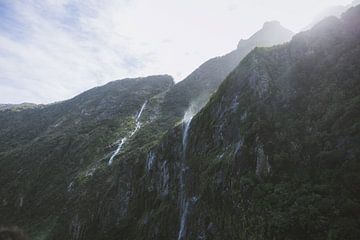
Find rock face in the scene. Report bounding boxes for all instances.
[0,103,39,111]
[0,75,175,239]
[308,0,360,29]
[141,5,360,240]
[0,21,293,240]
[1,6,360,240]
[162,21,293,117]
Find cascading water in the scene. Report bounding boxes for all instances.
[146,151,156,172]
[178,109,193,240]
[108,137,127,165]
[130,100,148,137]
[182,111,193,149]
[108,101,147,165]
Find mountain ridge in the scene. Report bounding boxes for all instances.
[1,7,359,240]
[162,21,293,117]
[143,5,360,239]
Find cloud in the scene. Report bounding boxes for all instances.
[0,0,152,103]
[0,0,353,103]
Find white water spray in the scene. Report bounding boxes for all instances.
[182,110,193,149]
[108,101,147,165]
[67,181,74,192]
[108,137,127,165]
[130,100,148,137]
[178,109,194,240]
[178,200,189,240]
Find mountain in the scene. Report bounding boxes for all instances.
[0,103,39,111]
[0,75,174,238]
[0,20,294,240]
[143,6,360,239]
[162,21,293,117]
[1,6,359,240]
[307,0,360,29]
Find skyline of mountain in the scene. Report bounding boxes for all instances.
[0,3,359,240]
[0,0,352,104]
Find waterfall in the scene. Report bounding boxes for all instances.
[108,101,147,165]
[19,196,24,208]
[146,151,155,172]
[178,201,189,240]
[67,181,74,192]
[130,101,148,137]
[178,110,193,240]
[182,110,193,150]
[108,137,127,165]
[136,101,147,122]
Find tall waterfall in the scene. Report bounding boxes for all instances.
[108,137,127,165]
[178,110,193,240]
[130,100,148,137]
[108,101,147,165]
[182,110,193,150]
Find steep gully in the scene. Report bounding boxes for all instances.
[108,100,148,165]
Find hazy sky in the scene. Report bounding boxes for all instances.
[0,0,354,104]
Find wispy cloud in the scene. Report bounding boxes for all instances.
[0,0,352,103]
[0,0,153,103]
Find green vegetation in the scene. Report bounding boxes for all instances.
[0,6,359,240]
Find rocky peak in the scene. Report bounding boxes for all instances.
[163,21,293,118]
[0,103,39,111]
[351,0,360,6]
[342,4,360,33]
[146,6,360,239]
[262,20,281,29]
[237,20,293,49]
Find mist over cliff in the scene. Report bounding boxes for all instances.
[0,2,359,240]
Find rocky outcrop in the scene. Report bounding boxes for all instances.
[140,5,360,239]
[162,22,293,118]
[1,5,360,240]
[0,75,175,239]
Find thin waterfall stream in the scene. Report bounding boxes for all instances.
[108,100,147,165]
[178,110,193,240]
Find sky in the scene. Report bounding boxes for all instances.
[0,0,354,104]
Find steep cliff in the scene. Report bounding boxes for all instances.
[162,21,293,118]
[1,6,359,240]
[0,19,294,239]
[143,6,360,240]
[0,75,175,239]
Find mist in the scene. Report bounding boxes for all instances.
[0,0,354,104]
